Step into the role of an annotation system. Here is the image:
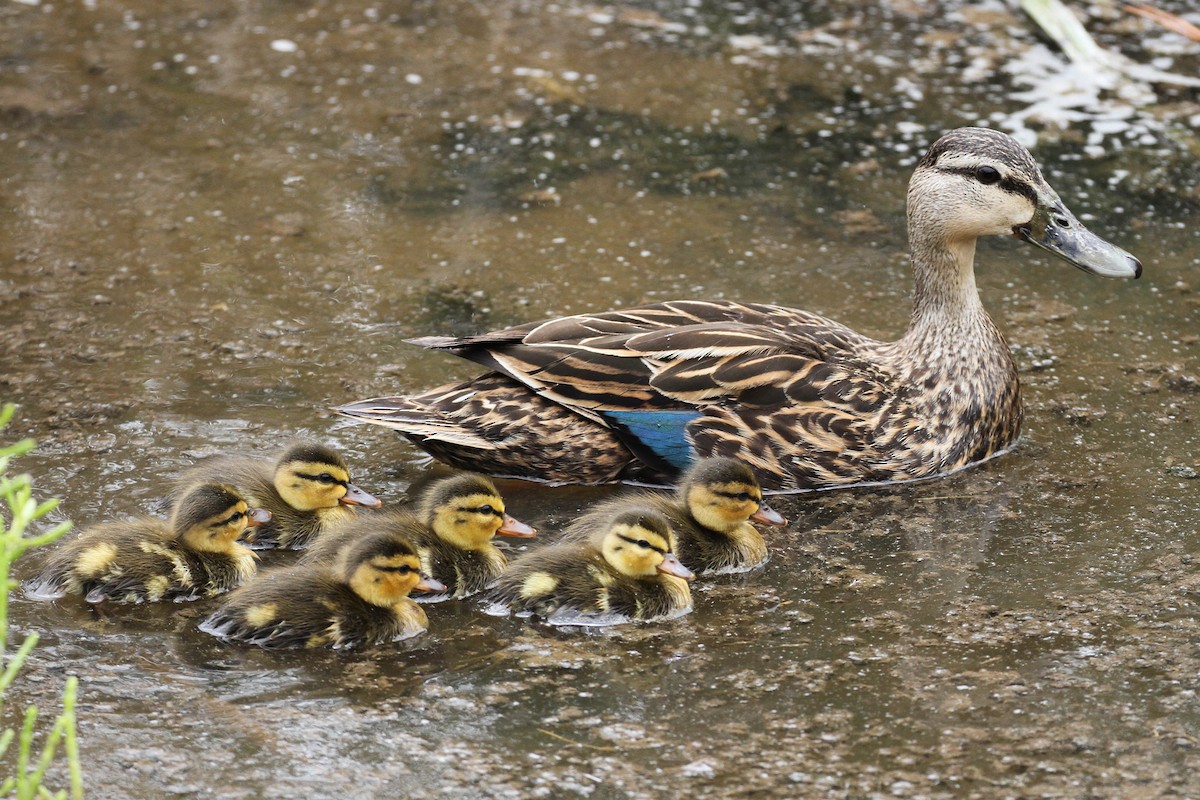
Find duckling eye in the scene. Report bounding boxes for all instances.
[461,504,503,518]
[975,165,1001,185]
[736,492,753,502]
[298,470,350,488]
[617,532,665,553]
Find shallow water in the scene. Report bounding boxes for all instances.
[3,0,1200,797]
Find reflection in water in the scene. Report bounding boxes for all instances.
[2,0,1199,797]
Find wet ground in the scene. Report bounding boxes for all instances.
[2,0,1200,797]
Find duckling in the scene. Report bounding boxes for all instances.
[176,442,381,550]
[491,508,694,624]
[200,529,445,649]
[563,457,787,576]
[303,473,536,600]
[28,482,268,604]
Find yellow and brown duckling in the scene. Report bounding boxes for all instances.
[564,457,786,576]
[176,442,380,550]
[303,473,535,600]
[200,529,445,649]
[490,508,694,624]
[28,482,268,604]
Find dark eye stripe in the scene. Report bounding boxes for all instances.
[214,511,244,527]
[997,175,1038,203]
[617,533,665,554]
[941,166,1037,203]
[375,564,415,574]
[457,505,504,518]
[715,490,759,503]
[297,471,349,488]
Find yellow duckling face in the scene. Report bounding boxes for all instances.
[682,458,787,533]
[273,443,380,512]
[345,532,447,608]
[174,483,272,554]
[599,510,694,581]
[423,473,536,550]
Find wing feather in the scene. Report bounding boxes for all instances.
[408,299,893,421]
[391,300,912,489]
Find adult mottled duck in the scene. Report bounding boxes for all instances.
[336,128,1141,491]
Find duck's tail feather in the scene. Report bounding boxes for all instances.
[333,374,645,485]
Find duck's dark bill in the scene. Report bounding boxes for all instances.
[1016,200,1142,279]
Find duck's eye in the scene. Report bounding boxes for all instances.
[636,539,651,548]
[975,165,1001,185]
[736,492,753,502]
[477,505,494,516]
[317,473,337,485]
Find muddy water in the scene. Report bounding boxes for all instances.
[2,0,1199,797]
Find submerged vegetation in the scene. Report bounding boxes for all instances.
[0,404,82,799]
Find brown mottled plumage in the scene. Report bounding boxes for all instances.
[302,473,535,600]
[175,442,381,550]
[29,483,266,604]
[561,458,786,576]
[200,530,444,649]
[336,128,1141,491]
[491,509,694,624]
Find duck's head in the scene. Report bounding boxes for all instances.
[273,443,381,512]
[173,482,271,554]
[419,473,536,549]
[909,127,1141,279]
[679,457,787,533]
[597,509,694,581]
[344,531,446,607]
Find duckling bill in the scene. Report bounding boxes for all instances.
[175,442,380,550]
[335,127,1140,491]
[28,482,267,604]
[304,472,535,601]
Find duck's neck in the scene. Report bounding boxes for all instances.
[899,234,993,355]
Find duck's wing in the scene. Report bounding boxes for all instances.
[411,300,871,412]
[410,300,894,481]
